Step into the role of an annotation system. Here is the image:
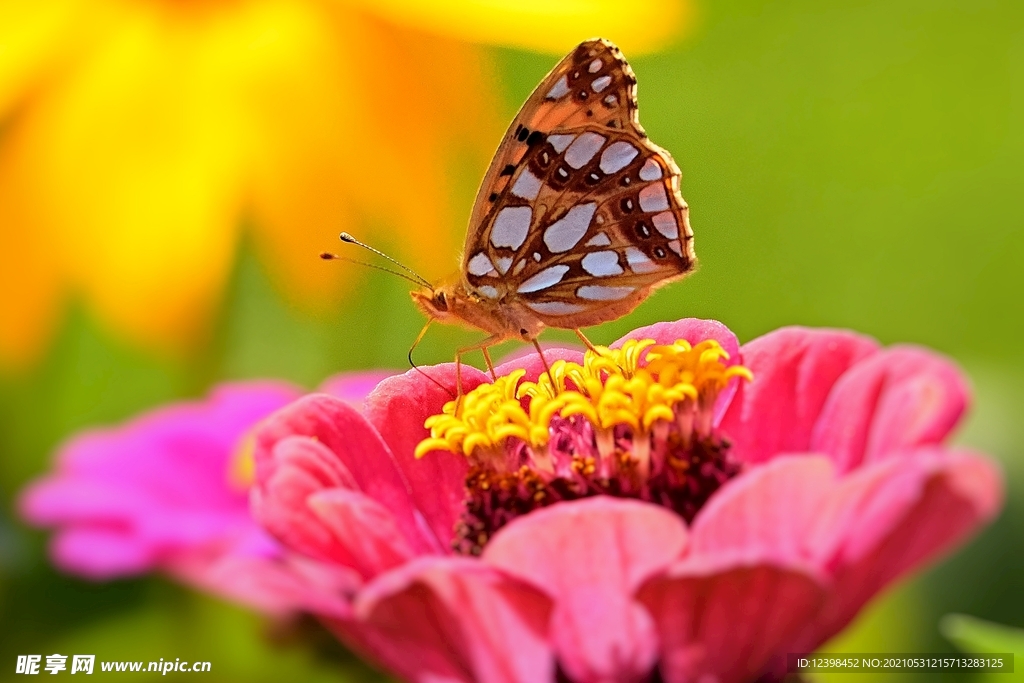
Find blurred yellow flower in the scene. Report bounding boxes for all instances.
[0,0,689,369]
[340,0,691,55]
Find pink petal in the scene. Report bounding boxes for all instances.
[798,448,1003,648]
[810,346,970,471]
[613,318,740,360]
[18,381,300,578]
[483,497,688,683]
[307,489,417,578]
[318,370,398,408]
[685,451,1002,653]
[638,561,825,683]
[669,458,831,680]
[353,557,553,683]
[49,529,157,579]
[252,436,361,563]
[20,476,154,526]
[614,318,742,423]
[687,456,835,566]
[719,327,879,465]
[494,341,583,367]
[493,346,586,383]
[253,395,432,555]
[169,552,359,618]
[365,365,489,550]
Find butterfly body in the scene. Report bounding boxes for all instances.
[415,38,696,353]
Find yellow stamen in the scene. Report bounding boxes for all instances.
[415,339,752,460]
[228,434,257,491]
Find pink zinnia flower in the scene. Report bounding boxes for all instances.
[18,372,394,615]
[250,318,1003,683]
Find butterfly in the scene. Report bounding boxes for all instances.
[408,38,696,376]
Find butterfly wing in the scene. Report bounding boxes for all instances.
[462,39,695,329]
[467,39,640,232]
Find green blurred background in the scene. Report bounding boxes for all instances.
[2,0,1022,680]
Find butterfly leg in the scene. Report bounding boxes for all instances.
[574,328,599,353]
[531,339,559,392]
[407,321,456,399]
[481,347,497,381]
[455,334,504,399]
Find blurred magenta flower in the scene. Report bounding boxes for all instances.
[19,371,394,615]
[249,318,1003,683]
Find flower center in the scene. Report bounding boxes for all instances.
[416,339,753,555]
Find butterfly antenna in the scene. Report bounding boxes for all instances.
[408,320,456,399]
[338,233,434,289]
[319,252,428,288]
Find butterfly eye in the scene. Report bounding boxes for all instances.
[434,291,449,312]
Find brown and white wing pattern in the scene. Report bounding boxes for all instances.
[466,39,641,232]
[462,39,696,329]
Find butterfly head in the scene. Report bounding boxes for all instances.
[411,280,544,342]
[411,285,450,318]
[411,283,485,330]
